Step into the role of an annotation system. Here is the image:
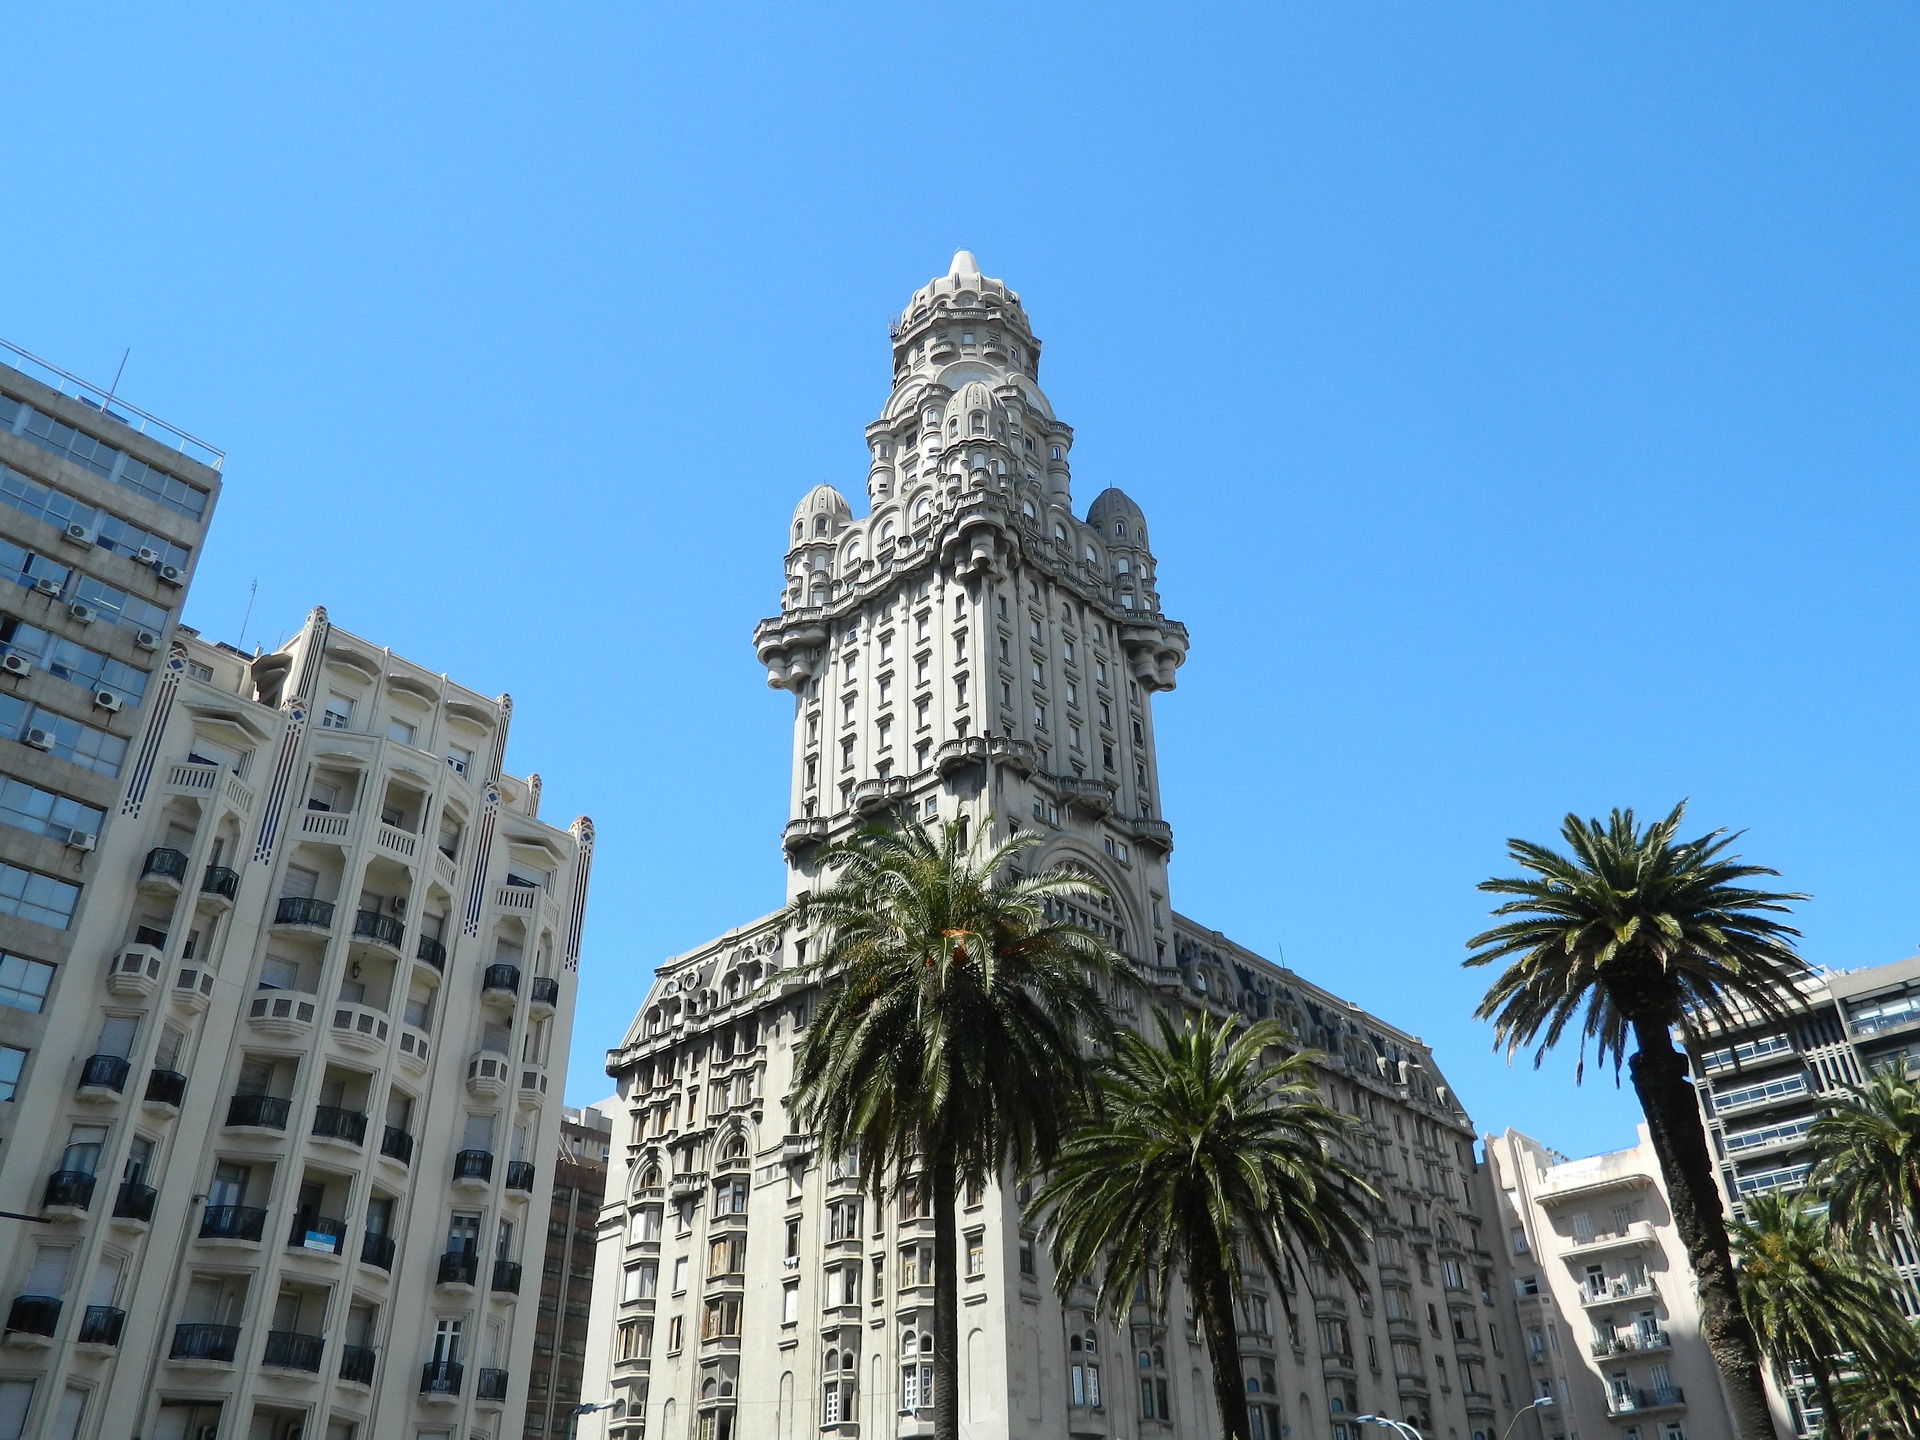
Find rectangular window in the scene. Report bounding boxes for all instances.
[386,719,416,745]
[0,696,127,777]
[0,954,53,1012]
[0,774,104,843]
[322,696,353,730]
[782,1281,799,1325]
[0,862,77,930]
[667,1316,683,1353]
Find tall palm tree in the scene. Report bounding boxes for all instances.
[1728,1192,1915,1434]
[1812,1055,1920,1254]
[1032,1011,1375,1440]
[784,816,1125,1440]
[1465,802,1810,1440]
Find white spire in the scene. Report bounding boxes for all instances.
[947,249,980,278]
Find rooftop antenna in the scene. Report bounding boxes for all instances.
[101,348,130,416]
[238,579,258,650]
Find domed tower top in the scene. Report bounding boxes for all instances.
[889,250,1043,385]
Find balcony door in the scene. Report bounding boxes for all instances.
[208,1162,250,1210]
[446,1212,481,1258]
[95,1015,138,1060]
[431,1317,463,1365]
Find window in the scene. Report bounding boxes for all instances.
[0,774,105,843]
[1018,1236,1036,1277]
[0,1380,32,1440]
[1070,1362,1101,1407]
[667,1316,683,1352]
[0,696,126,777]
[0,863,77,929]
[966,1232,984,1277]
[672,1256,689,1292]
[702,1296,741,1339]
[782,1280,799,1324]
[322,696,353,730]
[0,953,53,1012]
[386,719,416,745]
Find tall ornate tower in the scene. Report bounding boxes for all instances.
[754,251,1190,962]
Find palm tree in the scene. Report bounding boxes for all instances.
[1728,1192,1915,1434]
[1829,1364,1920,1439]
[784,816,1126,1440]
[1812,1055,1920,1254]
[1032,1011,1375,1440]
[1465,802,1810,1440]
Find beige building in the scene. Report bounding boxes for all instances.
[0,602,595,1440]
[1487,1127,1768,1440]
[583,254,1535,1440]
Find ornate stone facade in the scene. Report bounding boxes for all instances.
[586,255,1528,1440]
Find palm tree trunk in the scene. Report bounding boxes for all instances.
[932,1154,961,1440]
[1811,1366,1837,1439]
[1629,1019,1780,1440]
[1188,1235,1254,1440]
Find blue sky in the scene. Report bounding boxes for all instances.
[3,6,1916,1159]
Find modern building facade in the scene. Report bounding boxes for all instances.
[1682,954,1920,1433]
[0,340,223,1173]
[526,1103,614,1440]
[1487,1125,1764,1440]
[584,254,1534,1440]
[0,602,595,1440]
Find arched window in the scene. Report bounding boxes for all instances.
[1114,521,1127,537]
[1022,499,1037,519]
[1053,523,1068,543]
[880,519,896,543]
[794,522,803,540]
[947,418,959,436]
[914,497,932,521]
[815,516,829,536]
[845,542,862,566]
[1084,544,1096,563]
[1083,1329,1098,1354]
[722,1134,747,1162]
[970,413,985,434]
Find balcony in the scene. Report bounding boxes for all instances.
[438,1251,479,1289]
[375,823,418,860]
[4,1296,60,1338]
[171,964,216,1013]
[352,908,404,956]
[299,810,351,840]
[783,816,829,857]
[288,1214,347,1256]
[41,1169,96,1213]
[360,1232,396,1271]
[144,1067,186,1110]
[1609,1387,1686,1416]
[481,963,521,1005]
[199,1204,268,1243]
[263,1329,325,1372]
[140,846,189,893]
[381,1126,415,1165]
[171,1322,240,1363]
[492,1259,523,1294]
[225,1092,292,1130]
[199,864,240,908]
[75,1052,130,1099]
[453,1149,495,1187]
[246,991,317,1038]
[529,975,560,1013]
[476,1367,509,1404]
[312,1105,368,1146]
[340,1343,377,1385]
[415,934,447,972]
[1580,1278,1657,1308]
[505,1160,536,1193]
[1593,1329,1672,1358]
[105,944,164,999]
[272,895,335,931]
[77,1304,125,1346]
[397,1025,432,1073]
[420,1359,464,1398]
[328,1000,391,1054]
[113,1181,157,1224]
[518,1063,549,1106]
[466,1051,510,1099]
[1565,1221,1659,1258]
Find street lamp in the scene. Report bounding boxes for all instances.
[1502,1396,1557,1440]
[568,1399,619,1440]
[1357,1415,1425,1440]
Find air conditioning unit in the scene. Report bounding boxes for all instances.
[22,728,52,751]
[389,895,407,914]
[134,629,160,651]
[133,547,159,565]
[68,602,97,624]
[61,523,96,546]
[93,690,122,713]
[1,654,30,678]
[155,562,183,586]
[66,830,96,852]
[31,577,62,597]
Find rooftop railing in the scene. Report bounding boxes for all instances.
[0,338,225,470]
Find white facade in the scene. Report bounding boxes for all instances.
[0,605,595,1440]
[585,254,1536,1440]
[1486,1127,1768,1440]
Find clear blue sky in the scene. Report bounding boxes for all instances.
[4,6,1916,1159]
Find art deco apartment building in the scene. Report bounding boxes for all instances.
[0,604,594,1440]
[584,254,1532,1440]
[1486,1125,1764,1440]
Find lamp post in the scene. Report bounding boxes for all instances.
[1357,1415,1425,1440]
[568,1399,619,1440]
[1502,1396,1557,1440]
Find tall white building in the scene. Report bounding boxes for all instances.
[0,603,595,1440]
[1486,1126,1771,1440]
[586,254,1536,1440]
